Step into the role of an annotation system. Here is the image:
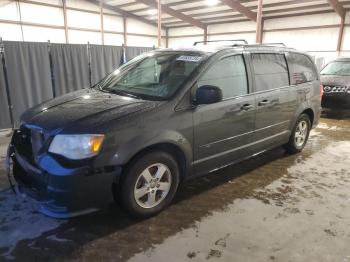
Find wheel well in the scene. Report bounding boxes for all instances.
[125,143,188,181]
[302,108,314,126]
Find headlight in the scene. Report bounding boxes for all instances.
[49,134,104,160]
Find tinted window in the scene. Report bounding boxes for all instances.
[198,55,248,99]
[251,53,289,92]
[288,53,318,84]
[321,61,350,76]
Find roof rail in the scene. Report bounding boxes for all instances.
[260,43,286,47]
[193,39,248,46]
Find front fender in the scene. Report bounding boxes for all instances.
[98,129,193,171]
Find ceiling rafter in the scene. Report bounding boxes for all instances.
[327,0,346,17]
[86,0,166,28]
[132,0,323,19]
[134,0,206,29]
[198,3,338,22]
[220,0,257,21]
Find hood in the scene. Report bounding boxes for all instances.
[21,88,162,134]
[321,75,350,86]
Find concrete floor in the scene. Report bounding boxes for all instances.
[0,110,349,262]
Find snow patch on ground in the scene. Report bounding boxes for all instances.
[0,130,12,138]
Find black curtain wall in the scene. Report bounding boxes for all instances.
[0,41,152,129]
[125,46,153,61]
[0,60,12,129]
[3,42,53,127]
[90,45,123,85]
[50,44,90,97]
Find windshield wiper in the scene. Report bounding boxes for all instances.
[110,89,142,100]
[97,85,141,99]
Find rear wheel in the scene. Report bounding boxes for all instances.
[119,151,180,217]
[284,114,311,153]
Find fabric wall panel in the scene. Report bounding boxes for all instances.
[3,41,53,126]
[125,46,153,61]
[50,43,90,97]
[0,60,12,129]
[90,45,122,85]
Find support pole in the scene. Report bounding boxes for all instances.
[0,38,15,129]
[62,0,69,43]
[47,40,56,98]
[165,28,169,48]
[157,0,162,47]
[203,26,208,44]
[123,16,127,46]
[255,0,263,44]
[100,0,104,45]
[337,16,345,52]
[87,42,92,87]
[16,0,24,41]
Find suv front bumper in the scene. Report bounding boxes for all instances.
[322,93,350,109]
[6,140,121,219]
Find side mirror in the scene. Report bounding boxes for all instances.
[194,85,223,105]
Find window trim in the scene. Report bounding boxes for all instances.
[196,53,250,102]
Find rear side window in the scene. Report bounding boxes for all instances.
[251,53,289,92]
[288,53,318,85]
[198,55,248,99]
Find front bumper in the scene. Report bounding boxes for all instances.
[6,140,122,219]
[322,93,350,109]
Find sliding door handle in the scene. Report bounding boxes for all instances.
[240,104,254,111]
[258,100,271,106]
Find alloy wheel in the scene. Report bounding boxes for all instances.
[134,163,172,209]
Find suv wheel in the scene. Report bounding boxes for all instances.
[119,151,180,217]
[284,114,311,153]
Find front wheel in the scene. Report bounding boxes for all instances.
[284,114,311,153]
[119,151,180,218]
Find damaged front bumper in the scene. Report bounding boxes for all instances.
[6,135,122,219]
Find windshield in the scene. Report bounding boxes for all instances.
[321,61,350,76]
[97,51,207,100]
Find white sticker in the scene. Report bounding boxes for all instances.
[176,56,202,62]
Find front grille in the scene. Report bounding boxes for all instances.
[323,85,350,94]
[13,126,34,164]
[13,125,45,165]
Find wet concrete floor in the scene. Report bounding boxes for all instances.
[0,110,349,262]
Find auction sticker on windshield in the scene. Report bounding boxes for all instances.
[176,56,203,62]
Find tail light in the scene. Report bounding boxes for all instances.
[320,84,324,97]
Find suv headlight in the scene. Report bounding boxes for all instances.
[49,134,105,160]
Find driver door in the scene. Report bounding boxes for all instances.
[193,54,256,175]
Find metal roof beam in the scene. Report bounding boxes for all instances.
[135,0,206,29]
[220,0,257,21]
[327,0,346,17]
[86,0,164,28]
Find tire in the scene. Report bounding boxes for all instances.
[119,151,180,218]
[284,114,311,154]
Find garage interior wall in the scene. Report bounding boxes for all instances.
[169,12,350,65]
[1,0,349,130]
[0,0,166,47]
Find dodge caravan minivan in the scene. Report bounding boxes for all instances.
[7,41,321,218]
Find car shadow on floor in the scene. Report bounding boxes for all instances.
[321,108,350,119]
[1,147,298,261]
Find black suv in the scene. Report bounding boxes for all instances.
[7,41,321,218]
[320,57,350,109]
